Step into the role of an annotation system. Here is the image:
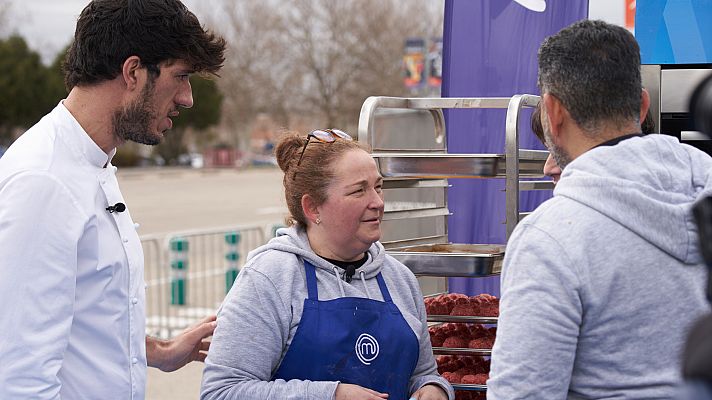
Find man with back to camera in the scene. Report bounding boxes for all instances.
[0,0,226,398]
[488,20,712,399]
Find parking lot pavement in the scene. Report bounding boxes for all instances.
[119,166,287,236]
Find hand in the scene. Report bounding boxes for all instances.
[409,384,448,400]
[147,315,217,372]
[334,383,389,400]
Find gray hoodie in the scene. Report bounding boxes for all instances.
[200,226,454,400]
[488,134,712,399]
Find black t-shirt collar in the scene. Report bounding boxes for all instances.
[594,133,644,148]
[319,252,369,283]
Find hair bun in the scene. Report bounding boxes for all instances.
[274,132,306,173]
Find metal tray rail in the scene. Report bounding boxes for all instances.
[382,235,449,249]
[382,179,450,190]
[505,94,543,238]
[519,180,555,191]
[432,347,492,356]
[373,151,548,180]
[427,315,498,324]
[452,384,488,392]
[358,94,542,241]
[358,97,514,150]
[382,207,451,221]
[387,243,504,277]
[424,292,450,299]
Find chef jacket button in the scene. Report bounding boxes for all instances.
[132,357,138,364]
[132,297,138,305]
[134,223,140,230]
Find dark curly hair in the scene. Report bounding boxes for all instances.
[62,0,226,90]
[538,20,641,136]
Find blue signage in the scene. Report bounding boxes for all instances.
[637,0,712,64]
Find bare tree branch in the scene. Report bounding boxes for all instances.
[206,0,443,145]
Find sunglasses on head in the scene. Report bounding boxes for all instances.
[296,129,353,167]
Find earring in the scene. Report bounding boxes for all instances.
[315,217,321,225]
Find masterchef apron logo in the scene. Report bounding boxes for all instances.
[355,333,380,365]
[513,0,546,12]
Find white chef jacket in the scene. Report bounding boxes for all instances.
[0,102,147,399]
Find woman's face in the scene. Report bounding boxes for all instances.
[544,153,562,184]
[315,149,385,259]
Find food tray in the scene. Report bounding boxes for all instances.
[452,384,487,392]
[373,151,547,179]
[427,315,498,324]
[432,347,492,356]
[388,244,504,277]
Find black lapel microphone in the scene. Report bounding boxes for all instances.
[106,202,126,213]
[344,264,357,283]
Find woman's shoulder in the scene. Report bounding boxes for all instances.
[228,250,308,306]
[244,249,304,279]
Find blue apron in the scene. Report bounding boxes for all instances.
[273,260,419,399]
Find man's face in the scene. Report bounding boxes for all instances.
[113,60,194,145]
[541,100,572,171]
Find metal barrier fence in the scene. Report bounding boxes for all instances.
[142,224,281,338]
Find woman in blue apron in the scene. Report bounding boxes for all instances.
[201,130,454,400]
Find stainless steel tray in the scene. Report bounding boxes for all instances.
[427,315,498,324]
[388,244,504,277]
[452,384,487,392]
[373,150,547,179]
[432,347,492,356]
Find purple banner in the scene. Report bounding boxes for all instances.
[442,0,588,296]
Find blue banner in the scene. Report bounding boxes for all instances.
[637,0,712,64]
[442,0,588,296]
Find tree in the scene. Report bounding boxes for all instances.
[201,0,444,147]
[203,0,298,149]
[47,46,70,101]
[153,75,223,164]
[174,76,223,131]
[283,0,443,129]
[0,35,64,145]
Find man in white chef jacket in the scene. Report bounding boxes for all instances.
[0,0,226,398]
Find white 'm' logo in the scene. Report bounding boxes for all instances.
[355,333,380,365]
[514,0,547,12]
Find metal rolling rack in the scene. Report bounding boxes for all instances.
[357,95,552,394]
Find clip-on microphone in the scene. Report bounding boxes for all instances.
[106,202,126,213]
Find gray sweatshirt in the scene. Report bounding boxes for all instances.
[488,134,712,399]
[200,226,454,400]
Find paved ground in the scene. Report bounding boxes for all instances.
[119,166,287,237]
[118,166,285,400]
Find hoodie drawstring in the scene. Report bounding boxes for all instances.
[333,266,346,298]
[360,271,372,300]
[330,266,373,300]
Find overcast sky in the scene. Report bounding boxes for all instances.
[7,0,204,64]
[9,0,623,65]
